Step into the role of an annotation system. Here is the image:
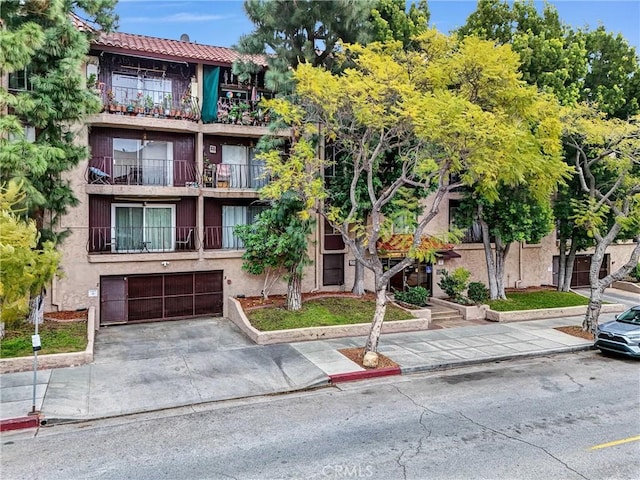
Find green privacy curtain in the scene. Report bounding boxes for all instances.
[201,66,220,123]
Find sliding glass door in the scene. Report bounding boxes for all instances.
[112,204,175,252]
[113,138,173,186]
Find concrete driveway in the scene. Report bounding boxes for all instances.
[41,318,329,421]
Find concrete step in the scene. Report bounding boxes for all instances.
[431,313,464,322]
[427,304,464,322]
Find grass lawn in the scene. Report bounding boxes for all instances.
[0,320,87,358]
[246,297,413,331]
[488,291,591,312]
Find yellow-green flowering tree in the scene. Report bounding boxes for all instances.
[261,31,566,354]
[562,106,640,333]
[0,181,60,325]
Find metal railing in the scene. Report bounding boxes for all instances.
[88,226,198,253]
[87,157,199,187]
[102,86,201,121]
[202,163,268,189]
[202,226,247,250]
[215,97,270,126]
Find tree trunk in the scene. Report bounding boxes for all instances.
[28,290,45,325]
[583,233,640,333]
[480,217,499,299]
[364,287,387,353]
[286,269,302,311]
[494,240,509,300]
[583,282,603,334]
[561,240,579,292]
[557,238,567,291]
[352,259,365,296]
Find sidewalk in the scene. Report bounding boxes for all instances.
[1,311,609,430]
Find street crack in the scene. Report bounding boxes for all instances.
[391,385,447,479]
[565,372,585,389]
[455,410,589,480]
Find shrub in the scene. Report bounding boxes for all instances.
[394,286,430,307]
[438,268,471,303]
[467,281,489,304]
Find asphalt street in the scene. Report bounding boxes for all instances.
[3,351,639,480]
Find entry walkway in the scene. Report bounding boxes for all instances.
[1,310,614,426]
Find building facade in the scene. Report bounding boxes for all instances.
[26,28,635,326]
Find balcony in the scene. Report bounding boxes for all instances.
[202,163,268,189]
[101,86,201,122]
[214,97,270,127]
[88,157,199,187]
[88,226,198,254]
[203,226,247,250]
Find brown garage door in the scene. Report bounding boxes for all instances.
[552,254,609,288]
[100,271,223,325]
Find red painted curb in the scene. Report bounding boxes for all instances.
[330,366,401,383]
[1,416,40,432]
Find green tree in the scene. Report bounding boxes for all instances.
[260,32,566,354]
[459,0,640,296]
[455,188,555,299]
[0,0,117,243]
[0,181,60,325]
[458,0,587,105]
[236,0,432,296]
[583,26,640,119]
[235,193,315,311]
[235,0,372,91]
[562,106,640,333]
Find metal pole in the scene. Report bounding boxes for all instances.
[31,315,38,414]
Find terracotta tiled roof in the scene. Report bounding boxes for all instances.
[70,13,96,32]
[377,234,457,258]
[92,30,268,67]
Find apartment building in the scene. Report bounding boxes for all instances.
[27,27,634,326]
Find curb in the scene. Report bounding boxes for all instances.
[0,415,41,432]
[399,344,594,375]
[328,345,593,384]
[329,366,401,383]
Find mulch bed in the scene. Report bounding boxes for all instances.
[44,310,88,322]
[555,325,594,340]
[237,292,377,310]
[338,347,400,370]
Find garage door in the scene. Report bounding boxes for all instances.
[100,271,223,325]
[552,254,609,288]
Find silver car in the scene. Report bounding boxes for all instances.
[595,305,640,358]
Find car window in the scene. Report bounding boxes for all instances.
[618,309,640,324]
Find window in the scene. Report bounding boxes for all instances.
[222,205,265,249]
[8,68,31,91]
[112,204,175,252]
[222,144,264,188]
[8,125,36,143]
[324,143,338,178]
[392,212,417,234]
[113,138,173,186]
[324,219,345,251]
[449,199,483,243]
[112,73,171,106]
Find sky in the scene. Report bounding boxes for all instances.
[113,0,640,52]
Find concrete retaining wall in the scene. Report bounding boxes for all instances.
[485,303,626,322]
[228,297,429,345]
[0,307,95,374]
[612,281,640,295]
